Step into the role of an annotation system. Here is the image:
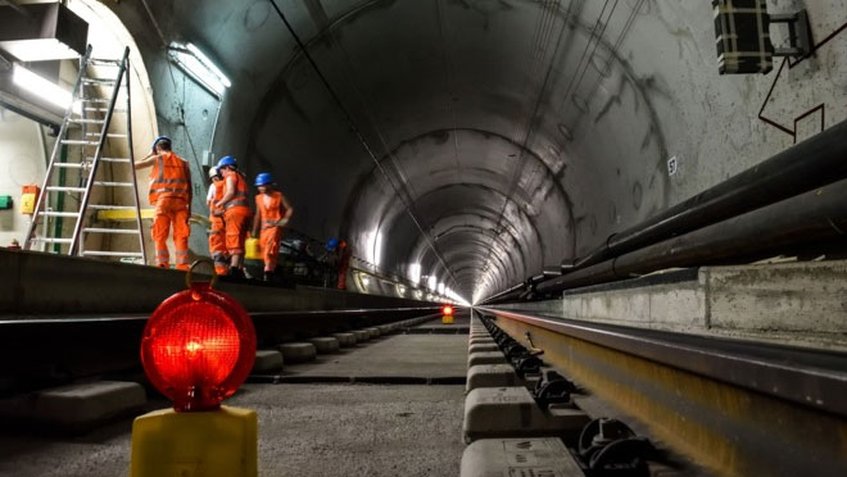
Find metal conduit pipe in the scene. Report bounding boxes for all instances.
[573,118,847,270]
[536,177,847,295]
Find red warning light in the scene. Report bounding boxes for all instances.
[442,305,454,316]
[140,283,256,412]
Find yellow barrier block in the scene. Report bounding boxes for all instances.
[95,208,154,221]
[130,405,257,477]
[96,208,211,226]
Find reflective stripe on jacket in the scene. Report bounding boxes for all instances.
[149,152,190,203]
[222,169,250,210]
[256,191,286,229]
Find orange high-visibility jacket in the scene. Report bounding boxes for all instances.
[256,191,287,229]
[209,180,225,216]
[148,152,190,204]
[222,170,250,211]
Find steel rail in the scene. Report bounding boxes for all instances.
[479,306,847,477]
[0,308,444,394]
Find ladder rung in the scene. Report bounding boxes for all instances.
[86,133,128,138]
[100,157,131,163]
[84,108,127,113]
[31,237,73,244]
[89,58,122,66]
[82,251,144,257]
[53,163,85,168]
[40,211,81,218]
[81,99,110,104]
[82,78,117,85]
[83,228,140,235]
[46,186,85,193]
[88,205,137,210]
[94,181,133,187]
[69,118,106,124]
[60,140,100,146]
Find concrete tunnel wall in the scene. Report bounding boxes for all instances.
[100,0,847,302]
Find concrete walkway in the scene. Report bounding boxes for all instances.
[269,334,469,382]
[0,318,469,476]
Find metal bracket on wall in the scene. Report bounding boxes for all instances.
[771,10,812,58]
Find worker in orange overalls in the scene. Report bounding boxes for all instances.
[251,172,293,282]
[206,166,228,275]
[213,156,251,279]
[134,136,192,270]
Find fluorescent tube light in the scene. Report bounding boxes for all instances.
[12,64,72,110]
[168,42,230,98]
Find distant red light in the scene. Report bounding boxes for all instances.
[442,305,454,316]
[140,283,256,412]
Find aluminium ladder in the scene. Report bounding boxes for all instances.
[23,46,147,263]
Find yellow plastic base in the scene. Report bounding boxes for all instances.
[130,405,257,477]
[442,315,454,324]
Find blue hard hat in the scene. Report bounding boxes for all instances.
[254,172,274,187]
[151,135,171,149]
[326,238,339,251]
[217,155,237,169]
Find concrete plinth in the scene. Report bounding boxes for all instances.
[469,337,495,346]
[332,332,357,347]
[466,364,521,392]
[364,327,380,338]
[309,337,341,354]
[253,350,284,373]
[468,343,500,354]
[468,351,507,367]
[461,438,583,477]
[278,343,317,363]
[353,330,371,342]
[29,381,145,430]
[463,387,588,443]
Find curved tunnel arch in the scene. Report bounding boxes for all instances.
[97,0,820,302]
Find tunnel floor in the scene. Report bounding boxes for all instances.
[0,317,468,477]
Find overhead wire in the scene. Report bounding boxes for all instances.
[476,0,569,299]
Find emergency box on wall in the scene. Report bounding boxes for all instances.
[0,195,12,211]
[20,185,40,215]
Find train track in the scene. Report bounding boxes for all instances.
[477,307,847,477]
[0,306,440,395]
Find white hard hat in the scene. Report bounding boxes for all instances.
[208,166,220,180]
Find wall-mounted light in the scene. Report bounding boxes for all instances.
[167,42,231,98]
[408,263,421,285]
[427,274,437,292]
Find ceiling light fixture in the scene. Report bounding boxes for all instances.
[167,42,231,98]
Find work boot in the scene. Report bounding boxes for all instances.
[263,271,273,282]
[229,267,245,280]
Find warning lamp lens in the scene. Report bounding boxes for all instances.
[141,284,256,412]
[442,305,454,316]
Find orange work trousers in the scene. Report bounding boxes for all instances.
[209,214,228,275]
[224,207,251,255]
[260,226,281,272]
[152,197,190,270]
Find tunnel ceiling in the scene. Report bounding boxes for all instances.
[107,0,847,302]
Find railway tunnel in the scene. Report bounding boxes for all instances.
[0,0,846,476]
